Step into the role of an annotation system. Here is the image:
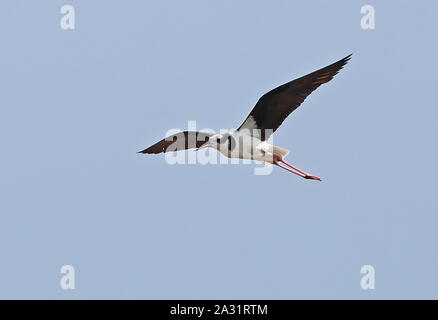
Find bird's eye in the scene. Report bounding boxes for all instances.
[216,138,221,144]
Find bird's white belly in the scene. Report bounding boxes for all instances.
[217,132,275,163]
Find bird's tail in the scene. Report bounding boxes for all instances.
[272,146,290,159]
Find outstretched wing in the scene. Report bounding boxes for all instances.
[238,54,351,141]
[139,131,212,154]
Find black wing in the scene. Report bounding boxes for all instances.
[238,54,351,140]
[139,131,212,154]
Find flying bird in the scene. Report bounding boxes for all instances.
[139,54,351,181]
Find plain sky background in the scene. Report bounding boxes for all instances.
[0,0,437,299]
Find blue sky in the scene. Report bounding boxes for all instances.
[0,0,437,299]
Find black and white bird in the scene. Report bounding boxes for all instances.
[139,55,351,181]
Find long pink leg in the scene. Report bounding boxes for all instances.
[274,162,307,178]
[278,159,321,181]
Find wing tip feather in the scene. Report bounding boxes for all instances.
[339,53,353,67]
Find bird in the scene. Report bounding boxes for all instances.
[139,54,351,181]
